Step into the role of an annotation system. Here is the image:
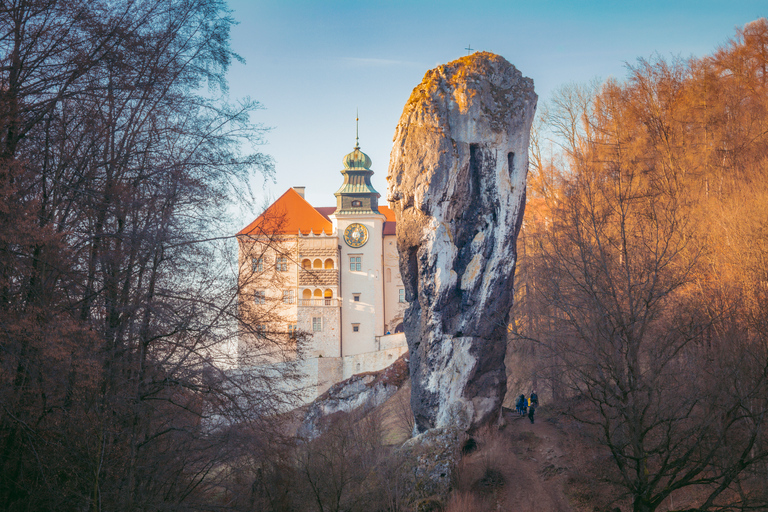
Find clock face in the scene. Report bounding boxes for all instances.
[344,223,369,248]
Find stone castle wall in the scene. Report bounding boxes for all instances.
[297,334,408,403]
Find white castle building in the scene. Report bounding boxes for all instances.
[237,140,408,400]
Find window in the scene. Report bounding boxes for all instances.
[276,257,288,272]
[353,293,360,302]
[288,324,297,340]
[351,200,362,207]
[254,290,266,304]
[352,323,360,332]
[252,257,263,272]
[399,288,406,303]
[349,256,361,271]
[312,317,322,332]
[283,289,295,304]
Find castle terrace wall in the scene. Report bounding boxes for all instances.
[341,345,408,380]
[291,341,408,404]
[376,332,406,351]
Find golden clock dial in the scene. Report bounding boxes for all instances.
[344,223,369,248]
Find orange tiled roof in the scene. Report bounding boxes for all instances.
[379,205,396,222]
[380,205,397,235]
[237,188,333,236]
[238,189,400,237]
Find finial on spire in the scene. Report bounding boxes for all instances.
[355,108,360,149]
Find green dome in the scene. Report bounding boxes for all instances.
[334,141,380,215]
[342,146,372,170]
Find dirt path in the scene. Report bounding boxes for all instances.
[449,407,581,511]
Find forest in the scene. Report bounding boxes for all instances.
[511,17,768,512]
[0,1,303,510]
[1,0,768,511]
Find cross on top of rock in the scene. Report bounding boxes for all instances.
[465,45,474,55]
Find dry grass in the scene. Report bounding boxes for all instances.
[450,426,512,510]
[444,491,489,512]
[377,379,415,445]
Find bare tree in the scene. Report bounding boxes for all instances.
[0,1,303,510]
[514,23,768,511]
[297,410,387,512]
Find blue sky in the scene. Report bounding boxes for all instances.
[224,0,765,226]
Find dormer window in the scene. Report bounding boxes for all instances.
[351,200,362,207]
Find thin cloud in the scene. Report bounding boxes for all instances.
[342,57,421,67]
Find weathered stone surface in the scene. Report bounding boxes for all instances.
[298,353,409,439]
[387,52,536,432]
[398,426,462,504]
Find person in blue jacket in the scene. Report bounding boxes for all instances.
[516,394,527,416]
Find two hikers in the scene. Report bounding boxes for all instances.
[514,391,540,423]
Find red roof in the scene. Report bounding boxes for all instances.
[315,206,335,221]
[238,188,333,236]
[380,205,397,235]
[238,189,398,237]
[379,205,396,222]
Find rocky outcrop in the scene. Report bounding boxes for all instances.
[399,426,463,502]
[298,353,409,439]
[387,52,536,432]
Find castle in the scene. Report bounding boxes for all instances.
[237,141,408,400]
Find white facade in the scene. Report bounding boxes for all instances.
[332,212,386,355]
[237,144,408,400]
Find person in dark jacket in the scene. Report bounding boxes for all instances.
[528,391,539,424]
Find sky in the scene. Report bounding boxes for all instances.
[223,0,766,228]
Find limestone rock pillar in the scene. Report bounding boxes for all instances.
[387,52,536,432]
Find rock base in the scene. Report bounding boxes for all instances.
[398,427,463,505]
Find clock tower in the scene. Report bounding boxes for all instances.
[330,140,386,356]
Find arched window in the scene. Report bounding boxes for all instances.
[324,289,333,305]
[302,259,311,269]
[313,258,323,269]
[394,322,404,333]
[324,258,334,269]
[302,289,312,299]
[313,289,322,298]
[352,200,362,207]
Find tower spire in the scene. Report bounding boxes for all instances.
[355,109,359,149]
[334,116,380,215]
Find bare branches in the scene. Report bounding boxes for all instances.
[0,1,291,510]
[513,19,768,512]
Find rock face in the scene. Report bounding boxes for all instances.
[298,354,409,439]
[387,52,536,433]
